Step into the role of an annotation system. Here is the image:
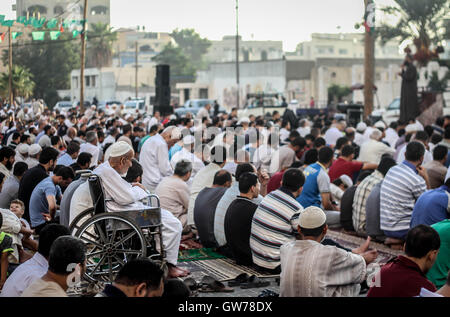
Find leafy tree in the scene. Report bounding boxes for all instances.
[377,0,449,66]
[0,65,35,100]
[86,22,117,68]
[170,28,211,70]
[328,84,352,104]
[152,42,196,83]
[2,32,80,107]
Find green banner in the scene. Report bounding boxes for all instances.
[72,30,81,38]
[50,31,61,40]
[0,15,5,23]
[32,17,46,28]
[32,31,45,41]
[12,32,22,40]
[46,18,58,29]
[1,20,15,27]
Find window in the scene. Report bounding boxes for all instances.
[73,77,78,89]
[261,50,268,61]
[199,89,208,99]
[54,6,63,15]
[316,46,334,54]
[243,50,249,62]
[91,5,108,15]
[339,49,348,55]
[184,89,190,102]
[91,76,96,88]
[85,76,90,87]
[28,5,47,15]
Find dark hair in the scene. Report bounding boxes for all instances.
[51,135,61,146]
[48,236,86,275]
[20,134,30,143]
[289,131,300,140]
[335,137,349,150]
[313,137,326,148]
[433,145,448,161]
[234,163,254,180]
[282,168,305,192]
[238,172,258,193]
[213,170,232,186]
[445,125,450,139]
[290,161,303,168]
[77,152,93,166]
[174,160,192,177]
[0,211,2,228]
[299,223,326,237]
[210,145,227,165]
[304,149,318,165]
[43,125,52,134]
[405,141,425,162]
[291,137,306,148]
[0,146,15,161]
[125,159,144,183]
[357,170,373,183]
[12,132,21,141]
[341,145,355,157]
[66,141,81,155]
[405,225,440,258]
[37,224,70,258]
[305,134,315,142]
[424,125,434,138]
[115,258,164,291]
[415,131,429,143]
[38,147,59,164]
[122,124,132,135]
[431,133,443,145]
[318,146,334,164]
[377,156,397,176]
[162,279,190,298]
[13,161,28,177]
[55,166,75,180]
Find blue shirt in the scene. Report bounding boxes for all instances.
[34,130,45,144]
[56,153,75,166]
[29,177,62,227]
[403,160,418,174]
[411,185,450,228]
[297,163,330,208]
[168,143,182,161]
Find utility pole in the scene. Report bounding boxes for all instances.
[235,0,240,109]
[135,41,138,98]
[80,0,88,113]
[8,27,13,107]
[364,0,375,119]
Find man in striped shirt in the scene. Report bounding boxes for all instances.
[352,155,397,236]
[380,142,431,246]
[250,168,305,273]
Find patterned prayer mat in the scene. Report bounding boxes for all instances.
[177,258,279,282]
[178,248,226,262]
[326,229,403,264]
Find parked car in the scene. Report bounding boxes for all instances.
[174,99,226,118]
[237,94,286,119]
[54,101,75,114]
[123,99,152,116]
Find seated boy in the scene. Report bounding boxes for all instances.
[0,213,14,290]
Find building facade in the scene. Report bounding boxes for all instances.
[15,0,110,25]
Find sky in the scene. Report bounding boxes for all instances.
[0,0,397,51]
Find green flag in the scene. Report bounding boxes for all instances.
[32,31,45,41]
[1,20,15,27]
[0,15,5,23]
[50,31,61,40]
[72,30,81,38]
[12,32,23,40]
[16,16,27,25]
[32,17,46,28]
[47,18,58,29]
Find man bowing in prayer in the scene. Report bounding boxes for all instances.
[92,141,190,278]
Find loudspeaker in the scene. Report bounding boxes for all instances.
[155,86,172,116]
[155,64,170,86]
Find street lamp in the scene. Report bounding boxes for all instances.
[235,0,240,109]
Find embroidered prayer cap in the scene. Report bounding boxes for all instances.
[29,144,42,156]
[356,122,367,132]
[17,143,30,154]
[298,206,327,229]
[109,141,133,158]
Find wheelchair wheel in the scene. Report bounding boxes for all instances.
[74,213,147,283]
[69,207,95,236]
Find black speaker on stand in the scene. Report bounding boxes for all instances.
[155,64,172,116]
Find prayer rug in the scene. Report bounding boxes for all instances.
[326,229,403,264]
[178,248,226,262]
[177,258,279,282]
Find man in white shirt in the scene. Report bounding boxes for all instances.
[383,122,400,149]
[196,104,211,122]
[79,131,100,168]
[140,126,181,192]
[358,129,396,164]
[0,224,70,297]
[396,131,433,165]
[170,135,204,186]
[324,120,346,147]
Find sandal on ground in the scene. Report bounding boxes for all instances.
[227,273,250,287]
[240,275,270,289]
[199,278,234,293]
[183,277,201,291]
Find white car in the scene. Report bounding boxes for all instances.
[371,98,400,126]
[123,99,152,116]
[54,101,74,114]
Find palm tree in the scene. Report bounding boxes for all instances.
[377,0,449,66]
[86,23,117,68]
[0,65,35,101]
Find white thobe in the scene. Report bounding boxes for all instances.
[170,147,205,186]
[140,134,173,192]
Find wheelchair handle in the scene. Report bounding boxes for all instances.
[147,194,161,208]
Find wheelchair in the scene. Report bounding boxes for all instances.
[69,174,166,283]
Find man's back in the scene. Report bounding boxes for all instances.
[140,134,172,191]
[60,177,87,227]
[29,177,59,228]
[427,220,450,288]
[194,186,228,248]
[367,255,436,297]
[21,278,67,297]
[297,163,329,208]
[18,164,48,222]
[380,163,426,232]
[0,176,20,209]
[280,240,366,297]
[250,188,303,270]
